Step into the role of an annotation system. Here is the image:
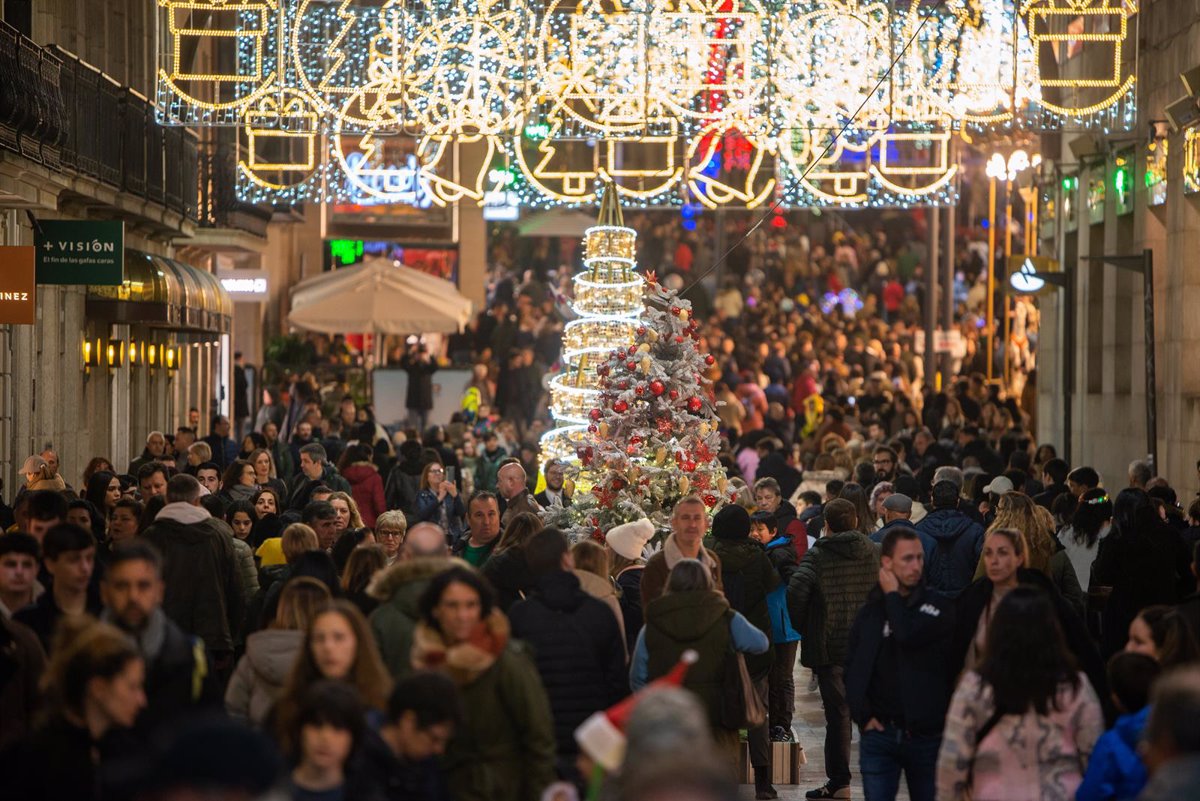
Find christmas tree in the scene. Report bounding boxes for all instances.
[540,182,645,463]
[555,272,730,540]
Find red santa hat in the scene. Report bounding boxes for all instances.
[574,649,698,772]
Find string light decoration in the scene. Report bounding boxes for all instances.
[541,182,645,464]
[1185,130,1200,195]
[157,0,1140,207]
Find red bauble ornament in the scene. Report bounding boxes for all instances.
[637,326,647,336]
[589,408,603,421]
[611,477,627,490]
[687,397,703,413]
[635,385,645,396]
[613,400,629,413]
[619,380,629,390]
[626,360,637,371]
[626,445,637,455]
[668,389,679,400]
[628,345,638,356]
[674,336,685,344]
[702,493,718,508]
[650,380,665,396]
[670,306,681,316]
[587,424,598,433]
[704,354,715,365]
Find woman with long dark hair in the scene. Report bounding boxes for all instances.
[412,566,555,801]
[218,459,258,505]
[1091,488,1193,656]
[84,470,122,519]
[479,511,542,611]
[937,587,1104,800]
[838,482,876,536]
[1057,488,1112,592]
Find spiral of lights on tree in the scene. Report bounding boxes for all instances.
[540,182,645,464]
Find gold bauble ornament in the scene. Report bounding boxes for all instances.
[679,475,690,494]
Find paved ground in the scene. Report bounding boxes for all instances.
[741,664,910,801]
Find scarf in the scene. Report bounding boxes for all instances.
[102,607,168,663]
[662,532,717,572]
[411,609,509,686]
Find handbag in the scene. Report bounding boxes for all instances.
[718,613,767,729]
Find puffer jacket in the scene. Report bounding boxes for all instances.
[229,536,259,633]
[915,508,984,598]
[224,628,305,724]
[643,588,733,728]
[1075,705,1150,801]
[342,462,386,528]
[707,536,779,678]
[787,529,880,668]
[508,571,628,757]
[367,556,466,678]
[764,535,800,643]
[573,569,627,654]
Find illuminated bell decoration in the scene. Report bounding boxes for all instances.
[541,182,644,463]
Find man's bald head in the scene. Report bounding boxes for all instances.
[497,462,528,501]
[403,522,450,559]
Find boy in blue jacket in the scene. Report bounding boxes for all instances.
[1076,651,1162,801]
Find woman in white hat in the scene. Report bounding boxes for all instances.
[605,518,655,655]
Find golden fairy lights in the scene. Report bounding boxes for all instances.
[157,0,1140,208]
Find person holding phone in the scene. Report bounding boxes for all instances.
[414,462,465,541]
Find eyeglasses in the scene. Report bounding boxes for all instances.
[429,468,445,475]
[377,529,404,539]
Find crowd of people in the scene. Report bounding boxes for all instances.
[1,216,1199,801]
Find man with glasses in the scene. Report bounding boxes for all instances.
[368,522,455,678]
[872,447,898,483]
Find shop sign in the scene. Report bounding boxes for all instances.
[0,247,36,324]
[219,268,269,298]
[35,220,124,285]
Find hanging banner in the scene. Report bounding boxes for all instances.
[0,247,37,324]
[35,220,125,285]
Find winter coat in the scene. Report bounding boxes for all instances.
[615,565,644,655]
[935,670,1103,801]
[384,459,423,517]
[573,569,627,654]
[414,489,466,541]
[846,584,955,735]
[915,508,984,598]
[401,356,437,411]
[1075,705,1150,801]
[474,447,507,493]
[951,569,1107,703]
[287,464,352,511]
[143,503,244,654]
[707,536,779,677]
[0,715,136,801]
[764,535,801,643]
[367,557,465,679]
[640,533,724,608]
[1091,521,1192,656]
[1136,755,1200,801]
[639,589,768,729]
[500,490,542,528]
[342,463,386,528]
[0,616,44,751]
[230,536,259,618]
[508,571,628,757]
[121,610,219,740]
[787,529,880,668]
[12,588,103,654]
[411,612,556,801]
[773,500,810,561]
[479,547,536,611]
[225,628,305,724]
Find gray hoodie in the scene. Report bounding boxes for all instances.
[224,628,305,724]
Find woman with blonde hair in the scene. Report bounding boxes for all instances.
[571,539,627,654]
[979,492,1086,618]
[226,577,332,724]
[327,491,365,534]
[270,601,392,755]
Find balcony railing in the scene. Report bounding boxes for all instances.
[0,19,199,224]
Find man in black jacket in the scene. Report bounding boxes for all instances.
[508,527,627,780]
[100,541,219,740]
[846,526,954,801]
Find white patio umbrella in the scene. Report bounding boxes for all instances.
[288,260,473,366]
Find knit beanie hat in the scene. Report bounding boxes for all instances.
[605,518,655,560]
[711,503,751,540]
